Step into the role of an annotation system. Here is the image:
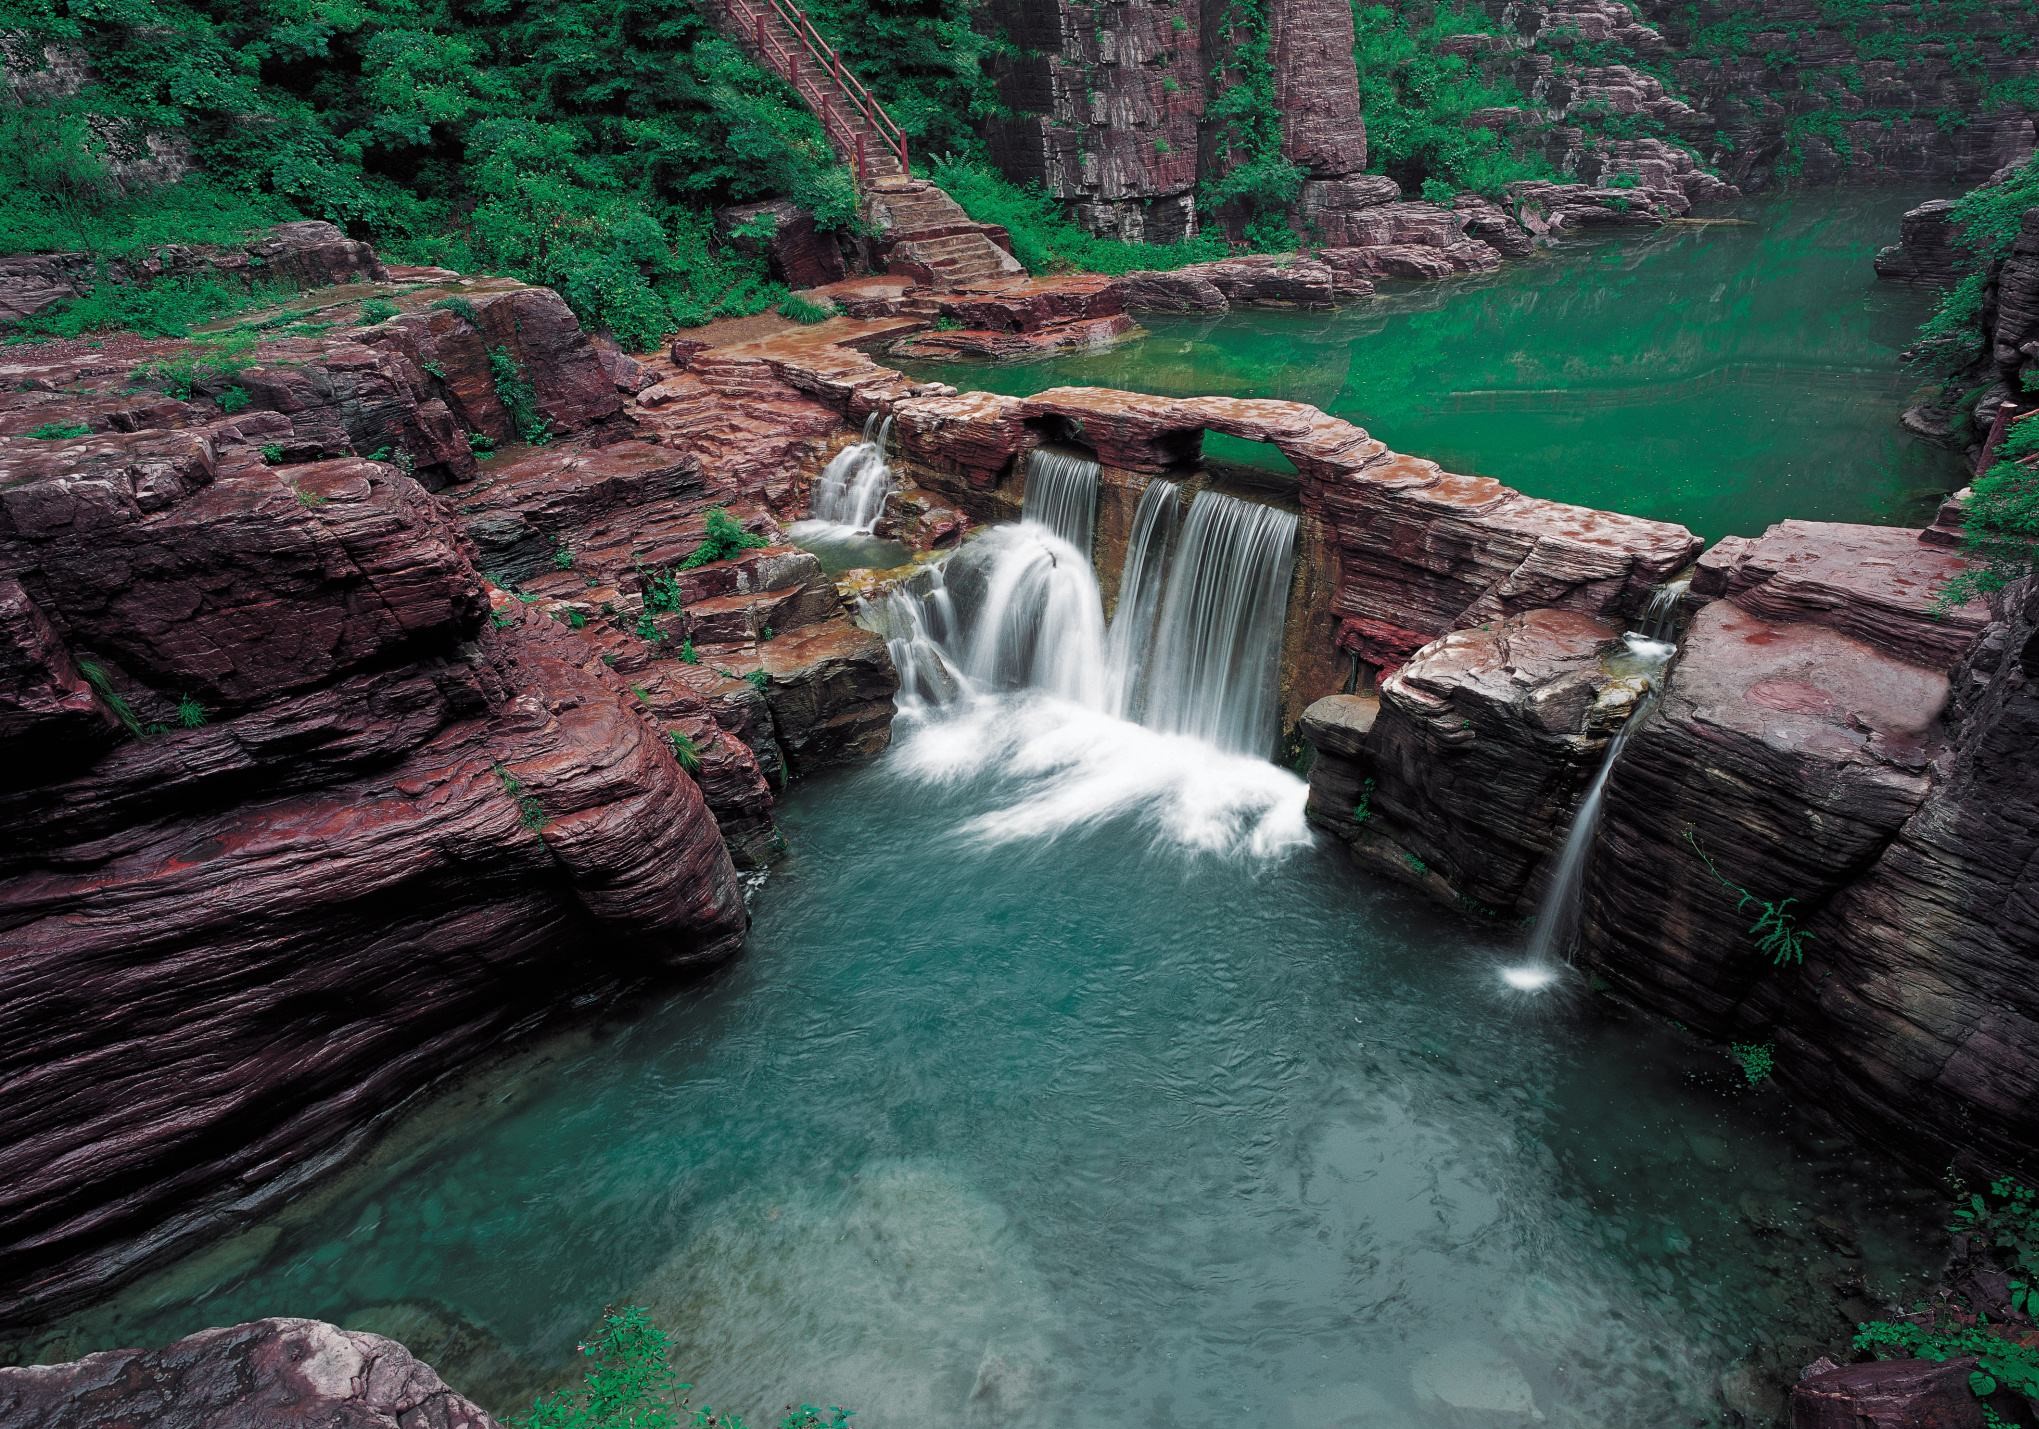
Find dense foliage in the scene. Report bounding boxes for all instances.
[1350,1,1562,197]
[790,0,1001,160]
[1943,413,2039,605]
[1201,0,1306,245]
[1917,154,2039,372]
[520,1307,852,1429]
[0,0,862,346]
[1855,1180,2039,1423]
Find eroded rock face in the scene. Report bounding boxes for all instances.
[1301,611,1637,913]
[0,221,385,328]
[0,1318,502,1429]
[0,258,901,1327]
[1875,199,1963,286]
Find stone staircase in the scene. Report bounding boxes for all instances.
[704,0,1025,291]
[865,180,1026,288]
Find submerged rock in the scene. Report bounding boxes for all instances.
[0,1318,502,1428]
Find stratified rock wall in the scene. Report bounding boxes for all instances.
[979,0,1207,240]
[0,249,898,1328]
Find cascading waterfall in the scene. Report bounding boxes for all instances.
[1102,480,1181,722]
[1136,492,1300,756]
[1020,449,1101,555]
[810,412,894,532]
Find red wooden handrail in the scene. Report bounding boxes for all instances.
[720,0,911,181]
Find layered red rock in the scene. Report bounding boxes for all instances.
[0,1318,502,1429]
[1574,521,2036,1175]
[0,425,747,1326]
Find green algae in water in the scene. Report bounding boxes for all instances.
[899,190,1963,543]
[14,696,1941,1428]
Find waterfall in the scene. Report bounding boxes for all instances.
[1626,578,1689,653]
[1138,492,1299,757]
[1520,692,1659,968]
[1103,480,1181,722]
[961,525,1109,707]
[868,477,1296,768]
[810,413,894,532]
[1021,449,1100,555]
[866,564,960,711]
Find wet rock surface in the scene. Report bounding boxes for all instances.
[0,1318,502,1429]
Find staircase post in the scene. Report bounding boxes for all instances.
[856,131,867,182]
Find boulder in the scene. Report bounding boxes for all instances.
[0,1318,501,1429]
[1874,199,1963,285]
[1790,1357,1984,1429]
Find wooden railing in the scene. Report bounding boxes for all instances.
[720,0,911,182]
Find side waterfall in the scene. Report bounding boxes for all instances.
[1517,583,1685,972]
[810,413,894,532]
[1138,493,1300,756]
[1021,449,1101,556]
[1102,480,1182,723]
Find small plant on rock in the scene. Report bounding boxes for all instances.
[681,507,768,570]
[1729,1041,1774,1086]
[75,658,144,737]
[175,695,206,729]
[668,730,702,773]
[489,345,551,446]
[27,421,90,439]
[215,385,251,413]
[491,760,547,832]
[778,293,835,324]
[1684,828,1815,965]
[553,543,576,571]
[1352,776,1375,824]
[358,297,402,324]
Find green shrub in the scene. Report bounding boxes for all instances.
[553,544,576,571]
[216,385,251,413]
[358,297,402,324]
[132,332,258,400]
[27,421,91,439]
[778,294,834,325]
[680,507,769,569]
[489,346,552,446]
[16,273,284,342]
[175,695,207,728]
[1940,414,2039,604]
[1729,1041,1774,1085]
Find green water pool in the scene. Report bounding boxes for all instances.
[16,694,1940,1427]
[900,190,1962,543]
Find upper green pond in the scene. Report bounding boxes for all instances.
[901,189,1961,542]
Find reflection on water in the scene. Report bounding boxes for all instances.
[899,191,1962,541]
[14,687,1939,1428]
